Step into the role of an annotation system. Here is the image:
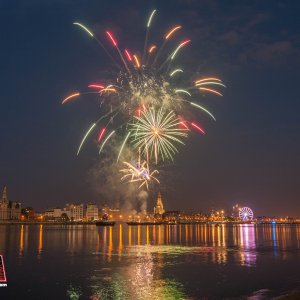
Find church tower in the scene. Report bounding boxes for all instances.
[154,192,165,215]
[1,186,8,203]
[0,186,10,220]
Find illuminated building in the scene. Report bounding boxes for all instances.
[153,192,165,215]
[44,209,54,219]
[0,186,21,220]
[11,202,21,220]
[108,208,121,220]
[100,203,123,220]
[163,211,180,222]
[65,204,84,221]
[21,207,35,220]
[71,204,84,221]
[44,208,64,221]
[179,212,207,223]
[86,203,99,221]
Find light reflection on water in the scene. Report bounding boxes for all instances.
[89,244,187,300]
[0,224,300,299]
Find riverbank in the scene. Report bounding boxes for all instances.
[0,221,96,225]
[1,220,299,225]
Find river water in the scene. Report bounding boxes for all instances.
[0,223,300,299]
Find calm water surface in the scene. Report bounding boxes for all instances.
[0,224,300,299]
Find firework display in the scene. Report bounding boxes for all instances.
[120,151,160,190]
[130,108,188,163]
[62,10,225,189]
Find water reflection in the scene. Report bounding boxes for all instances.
[118,224,123,260]
[238,224,256,266]
[6,224,300,263]
[272,223,277,253]
[89,245,187,300]
[38,224,43,257]
[0,224,299,299]
[19,224,24,256]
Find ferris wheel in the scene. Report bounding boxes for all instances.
[239,207,254,221]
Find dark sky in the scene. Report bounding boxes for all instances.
[1,0,299,216]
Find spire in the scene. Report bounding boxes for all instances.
[1,186,8,203]
[154,192,165,215]
[156,192,162,206]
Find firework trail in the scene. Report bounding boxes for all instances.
[62,10,225,167]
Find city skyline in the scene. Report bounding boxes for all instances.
[1,185,299,220]
[0,1,300,216]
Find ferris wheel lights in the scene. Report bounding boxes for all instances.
[239,207,254,221]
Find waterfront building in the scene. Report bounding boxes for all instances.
[163,211,180,222]
[154,192,165,215]
[10,202,22,220]
[0,186,21,221]
[44,208,65,221]
[209,209,226,222]
[21,207,35,221]
[53,208,63,218]
[179,212,207,223]
[65,204,84,221]
[86,203,99,221]
[99,203,122,220]
[44,209,54,219]
[108,208,121,220]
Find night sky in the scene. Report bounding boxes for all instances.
[1,0,299,216]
